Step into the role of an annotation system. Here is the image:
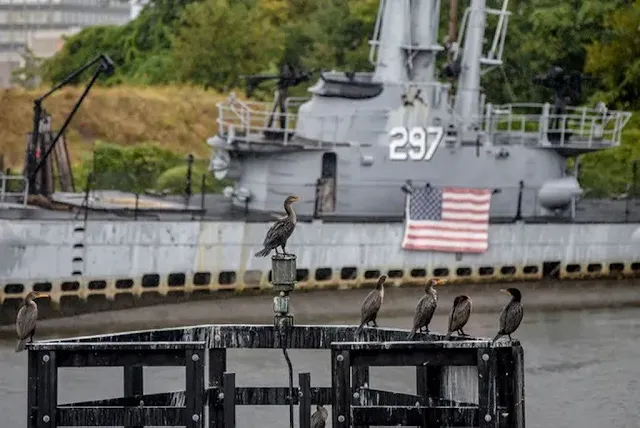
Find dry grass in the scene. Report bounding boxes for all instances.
[0,85,229,169]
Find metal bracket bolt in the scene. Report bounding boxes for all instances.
[484,414,492,422]
[336,354,344,362]
[338,415,345,423]
[192,414,200,422]
[42,355,49,362]
[482,353,489,361]
[192,354,199,361]
[42,415,50,422]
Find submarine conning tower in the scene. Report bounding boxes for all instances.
[210,0,631,220]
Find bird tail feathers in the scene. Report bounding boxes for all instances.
[254,247,271,257]
[444,331,452,340]
[15,338,27,353]
[407,328,416,340]
[354,322,366,339]
[491,333,503,344]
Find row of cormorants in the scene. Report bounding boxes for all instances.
[355,274,524,343]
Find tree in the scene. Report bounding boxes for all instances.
[171,0,283,91]
[11,48,43,89]
[585,0,640,110]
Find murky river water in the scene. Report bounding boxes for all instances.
[1,297,639,427]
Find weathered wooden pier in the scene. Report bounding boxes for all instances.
[25,254,525,427]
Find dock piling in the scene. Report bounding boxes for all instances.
[24,253,525,428]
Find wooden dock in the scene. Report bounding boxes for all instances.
[24,255,525,428]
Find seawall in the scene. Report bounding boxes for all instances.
[0,219,639,324]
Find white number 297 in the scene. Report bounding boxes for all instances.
[388,126,444,161]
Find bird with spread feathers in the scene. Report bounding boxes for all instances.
[492,288,523,343]
[445,295,473,339]
[254,195,299,257]
[407,278,445,339]
[355,275,387,338]
[15,291,49,353]
[311,404,328,428]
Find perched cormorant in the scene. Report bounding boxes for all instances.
[445,295,473,339]
[407,278,445,339]
[492,288,524,343]
[355,275,387,337]
[15,291,49,353]
[311,404,328,428]
[254,195,299,257]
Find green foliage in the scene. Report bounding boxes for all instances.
[156,163,224,194]
[11,48,43,89]
[171,0,283,91]
[73,141,218,195]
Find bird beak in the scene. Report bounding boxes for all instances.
[35,292,49,299]
[292,196,300,202]
[500,288,508,294]
[434,278,447,286]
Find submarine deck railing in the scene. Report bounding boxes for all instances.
[0,174,28,206]
[24,254,525,428]
[216,94,631,149]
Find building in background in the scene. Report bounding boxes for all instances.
[0,0,133,87]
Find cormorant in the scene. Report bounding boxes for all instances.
[492,288,523,343]
[15,291,49,353]
[355,275,387,337]
[445,295,473,339]
[254,195,299,257]
[407,278,446,339]
[311,404,328,428]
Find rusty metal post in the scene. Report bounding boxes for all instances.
[271,254,296,328]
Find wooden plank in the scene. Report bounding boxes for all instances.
[123,366,143,428]
[352,406,479,426]
[352,365,370,428]
[27,351,38,428]
[30,341,207,351]
[351,348,477,367]
[299,372,311,428]
[53,133,75,192]
[331,349,351,428]
[208,348,226,428]
[57,350,188,367]
[36,351,56,428]
[54,325,497,349]
[478,348,498,428]
[223,372,236,428]
[186,349,205,428]
[512,345,526,428]
[62,386,335,407]
[332,340,507,351]
[56,407,184,426]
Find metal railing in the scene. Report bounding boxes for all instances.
[0,174,28,206]
[486,103,632,148]
[217,93,631,150]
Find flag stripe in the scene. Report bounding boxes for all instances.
[402,186,491,254]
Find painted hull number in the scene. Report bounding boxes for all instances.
[388,126,445,161]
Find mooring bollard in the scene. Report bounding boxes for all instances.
[271,253,297,328]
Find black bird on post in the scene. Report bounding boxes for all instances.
[311,404,328,428]
[492,288,524,343]
[15,291,49,353]
[407,278,446,339]
[355,275,387,338]
[254,195,299,257]
[445,295,473,339]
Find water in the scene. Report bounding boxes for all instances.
[1,294,640,427]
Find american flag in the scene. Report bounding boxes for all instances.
[402,186,491,253]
